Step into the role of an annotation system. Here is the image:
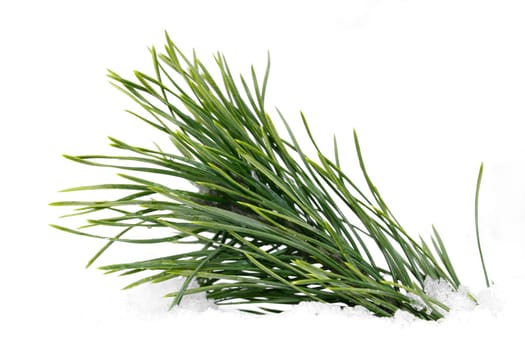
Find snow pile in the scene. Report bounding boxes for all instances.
[161,276,499,318]
[405,277,476,316]
[125,274,503,327]
[150,280,506,349]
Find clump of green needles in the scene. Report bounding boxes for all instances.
[51,33,489,320]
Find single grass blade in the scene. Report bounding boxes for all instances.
[475,163,490,287]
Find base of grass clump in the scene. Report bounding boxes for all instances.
[51,32,489,321]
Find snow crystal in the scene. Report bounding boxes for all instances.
[422,277,477,315]
[407,291,427,312]
[250,169,260,181]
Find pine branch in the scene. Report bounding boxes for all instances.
[50,32,489,320]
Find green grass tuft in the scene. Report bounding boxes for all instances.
[51,32,489,320]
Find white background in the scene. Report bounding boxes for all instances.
[1,1,524,349]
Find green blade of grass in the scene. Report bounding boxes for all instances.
[475,163,490,287]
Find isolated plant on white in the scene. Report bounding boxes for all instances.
[51,33,490,321]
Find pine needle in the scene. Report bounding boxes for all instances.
[475,163,490,287]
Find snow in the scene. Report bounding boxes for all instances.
[56,277,508,349]
[2,0,525,349]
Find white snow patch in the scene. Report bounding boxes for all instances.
[165,277,497,325]
[272,279,492,324]
[122,277,217,316]
[423,277,477,314]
